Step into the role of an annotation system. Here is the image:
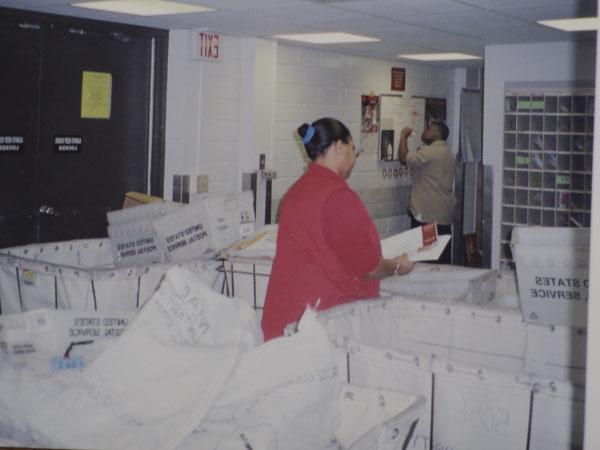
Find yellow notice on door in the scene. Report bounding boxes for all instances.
[81,71,112,119]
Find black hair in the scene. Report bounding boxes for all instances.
[297,117,352,161]
[431,120,449,141]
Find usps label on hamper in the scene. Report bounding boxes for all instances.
[517,269,589,327]
[107,220,165,267]
[528,275,589,302]
[164,224,209,252]
[67,315,130,339]
[152,200,217,262]
[111,233,162,264]
[115,236,159,259]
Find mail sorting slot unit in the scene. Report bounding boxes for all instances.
[219,258,272,323]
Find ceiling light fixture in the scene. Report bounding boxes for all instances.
[274,32,379,44]
[398,52,481,61]
[72,0,214,16]
[537,17,599,32]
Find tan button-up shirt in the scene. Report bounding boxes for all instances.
[405,140,456,225]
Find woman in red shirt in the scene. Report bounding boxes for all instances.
[261,117,414,340]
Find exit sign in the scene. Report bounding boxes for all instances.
[191,30,221,62]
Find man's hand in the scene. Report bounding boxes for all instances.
[400,127,412,139]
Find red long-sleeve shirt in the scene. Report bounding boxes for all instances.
[261,163,381,340]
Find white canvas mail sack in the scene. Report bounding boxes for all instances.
[0,239,115,313]
[335,338,433,450]
[0,308,134,372]
[318,291,585,450]
[528,378,585,450]
[0,239,223,314]
[335,383,425,450]
[176,308,341,450]
[431,358,531,450]
[0,266,261,450]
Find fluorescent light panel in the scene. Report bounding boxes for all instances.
[72,0,214,16]
[537,17,598,32]
[399,52,481,61]
[274,32,379,44]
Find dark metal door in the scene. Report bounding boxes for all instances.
[0,9,167,248]
[37,27,151,242]
[0,23,41,247]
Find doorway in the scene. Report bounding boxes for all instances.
[0,8,167,248]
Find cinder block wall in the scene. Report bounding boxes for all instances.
[272,45,460,237]
[166,31,462,237]
[165,33,244,196]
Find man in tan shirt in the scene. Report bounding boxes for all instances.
[398,120,456,263]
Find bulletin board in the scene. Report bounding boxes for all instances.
[378,94,425,161]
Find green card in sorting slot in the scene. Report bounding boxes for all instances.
[517,100,544,110]
[556,175,570,185]
[516,156,529,165]
[530,100,544,110]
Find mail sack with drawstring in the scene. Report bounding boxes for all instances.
[0,266,260,450]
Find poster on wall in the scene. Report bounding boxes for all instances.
[391,67,406,91]
[361,95,380,133]
[81,71,112,119]
[379,94,425,161]
[380,129,394,160]
[425,97,447,127]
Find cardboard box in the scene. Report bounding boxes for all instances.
[122,191,164,209]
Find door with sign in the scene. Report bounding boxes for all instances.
[0,22,40,246]
[0,10,167,247]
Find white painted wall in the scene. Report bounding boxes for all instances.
[165,31,244,199]
[272,45,461,236]
[483,41,596,269]
[165,29,463,237]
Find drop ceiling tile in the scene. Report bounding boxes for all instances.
[334,0,479,17]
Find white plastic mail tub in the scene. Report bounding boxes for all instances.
[510,226,589,327]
